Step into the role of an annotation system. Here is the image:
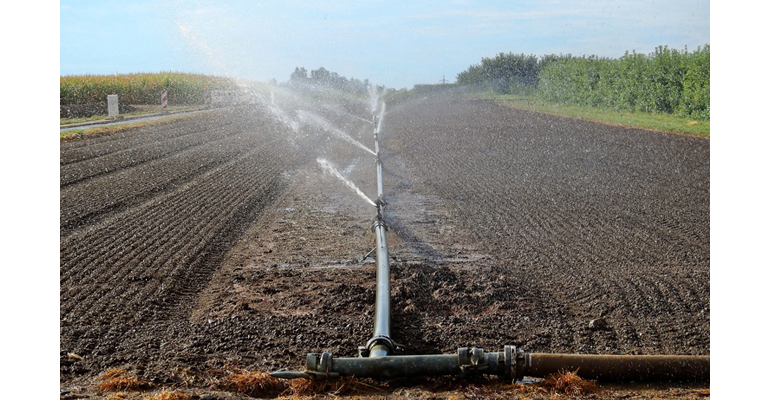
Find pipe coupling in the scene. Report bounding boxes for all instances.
[365,335,396,355]
[372,217,387,232]
[305,352,339,380]
[458,347,487,376]
[458,345,524,381]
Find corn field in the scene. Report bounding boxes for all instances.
[457,45,709,120]
[60,72,240,106]
[538,45,709,120]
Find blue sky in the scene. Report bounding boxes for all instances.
[60,0,710,89]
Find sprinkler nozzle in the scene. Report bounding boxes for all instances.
[269,370,312,380]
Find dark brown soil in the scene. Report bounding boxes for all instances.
[60,91,709,399]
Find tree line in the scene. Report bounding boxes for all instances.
[456,45,709,120]
[288,66,374,95]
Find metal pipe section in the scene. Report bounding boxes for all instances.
[373,114,383,198]
[367,110,394,358]
[308,353,466,379]
[373,115,380,156]
[368,206,391,357]
[522,353,709,382]
[376,160,384,199]
[298,347,512,380]
[272,346,709,383]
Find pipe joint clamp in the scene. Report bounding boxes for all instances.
[305,352,339,380]
[365,335,396,355]
[458,347,489,377]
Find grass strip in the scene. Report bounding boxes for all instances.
[476,93,709,137]
[60,105,205,126]
[60,109,218,142]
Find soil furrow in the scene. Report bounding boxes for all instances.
[61,94,709,398]
[59,110,236,164]
[60,124,240,187]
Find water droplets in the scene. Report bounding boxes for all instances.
[298,110,375,156]
[317,158,376,207]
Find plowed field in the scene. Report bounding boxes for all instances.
[60,92,709,399]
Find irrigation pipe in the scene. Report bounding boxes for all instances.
[270,105,709,383]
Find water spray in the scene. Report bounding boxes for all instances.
[271,100,709,383]
[317,158,375,207]
[300,111,376,156]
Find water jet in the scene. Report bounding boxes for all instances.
[317,158,375,207]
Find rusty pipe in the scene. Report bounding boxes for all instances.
[520,353,709,382]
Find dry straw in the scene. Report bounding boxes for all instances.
[539,369,600,396]
[281,376,382,397]
[218,369,286,398]
[97,368,146,393]
[141,390,192,400]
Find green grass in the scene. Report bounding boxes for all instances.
[60,109,218,141]
[60,120,157,141]
[475,92,709,137]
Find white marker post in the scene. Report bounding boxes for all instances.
[161,89,168,112]
[107,94,119,119]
